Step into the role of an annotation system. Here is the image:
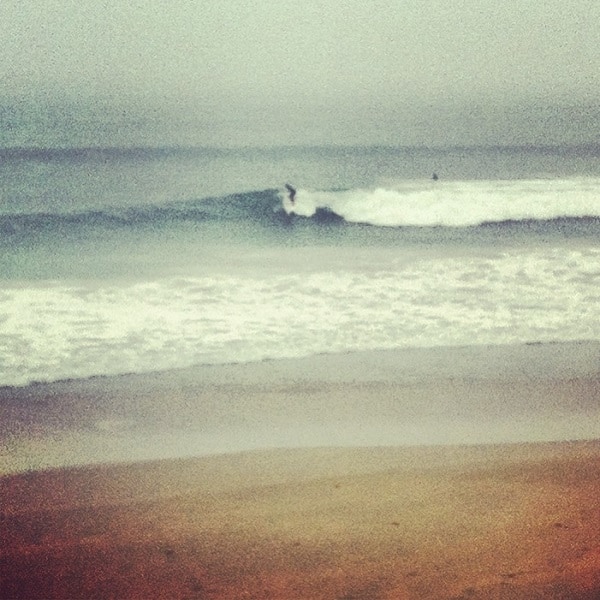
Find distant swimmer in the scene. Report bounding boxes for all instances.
[432,173,439,181]
[285,183,296,204]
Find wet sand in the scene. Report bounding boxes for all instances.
[1,342,600,598]
[2,342,600,474]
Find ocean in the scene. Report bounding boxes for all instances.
[1,144,599,388]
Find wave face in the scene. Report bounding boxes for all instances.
[0,189,282,234]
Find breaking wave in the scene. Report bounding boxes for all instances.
[2,178,600,237]
[285,179,600,227]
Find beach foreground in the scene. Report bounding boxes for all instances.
[1,442,599,599]
[2,342,600,598]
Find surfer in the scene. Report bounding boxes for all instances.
[285,183,296,204]
[432,173,439,181]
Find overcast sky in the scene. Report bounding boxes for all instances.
[1,0,599,147]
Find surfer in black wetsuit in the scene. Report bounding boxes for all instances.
[285,183,296,204]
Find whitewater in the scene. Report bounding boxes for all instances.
[286,178,600,226]
[1,146,599,387]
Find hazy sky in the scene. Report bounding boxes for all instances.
[1,0,599,146]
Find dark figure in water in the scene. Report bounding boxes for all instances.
[285,183,296,203]
[432,173,439,181]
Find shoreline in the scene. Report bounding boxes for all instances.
[4,337,599,389]
[2,340,600,474]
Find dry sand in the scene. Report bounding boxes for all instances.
[1,443,599,599]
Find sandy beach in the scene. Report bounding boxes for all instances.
[3,4,600,597]
[1,342,600,598]
[2,443,600,599]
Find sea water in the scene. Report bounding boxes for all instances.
[1,145,599,387]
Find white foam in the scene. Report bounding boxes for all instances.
[1,247,599,386]
[286,179,600,226]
